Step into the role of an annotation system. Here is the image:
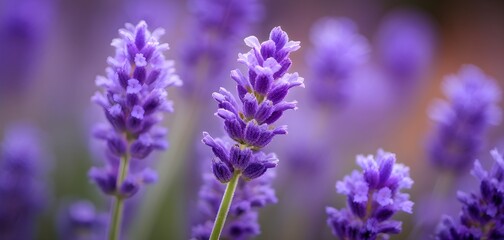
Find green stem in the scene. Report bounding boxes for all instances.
[108,154,129,240]
[210,172,241,240]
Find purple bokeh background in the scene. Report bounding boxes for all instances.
[0,0,503,239]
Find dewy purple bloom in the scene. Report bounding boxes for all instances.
[0,125,48,239]
[427,65,501,173]
[192,169,277,240]
[326,149,414,240]
[202,26,303,181]
[306,17,369,106]
[376,8,435,86]
[436,149,504,239]
[58,201,108,240]
[89,20,181,198]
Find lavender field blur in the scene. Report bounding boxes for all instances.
[1,0,504,239]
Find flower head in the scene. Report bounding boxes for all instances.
[89,20,180,198]
[327,149,414,239]
[436,149,504,239]
[427,65,501,173]
[202,27,303,182]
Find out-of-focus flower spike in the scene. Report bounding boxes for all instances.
[0,124,50,239]
[306,17,369,107]
[0,0,54,93]
[427,65,501,173]
[376,8,436,87]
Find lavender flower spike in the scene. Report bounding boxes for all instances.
[0,125,49,239]
[436,149,504,239]
[201,27,303,239]
[89,20,180,240]
[203,26,303,180]
[326,149,414,240]
[306,17,369,106]
[0,0,53,93]
[427,65,501,173]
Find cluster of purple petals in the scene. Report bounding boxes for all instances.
[326,150,414,240]
[306,17,369,106]
[0,125,47,239]
[427,65,501,173]
[202,26,304,182]
[192,168,277,240]
[58,201,108,240]
[89,21,181,198]
[181,0,263,92]
[436,150,504,239]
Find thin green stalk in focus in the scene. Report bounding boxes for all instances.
[108,154,129,240]
[210,172,241,240]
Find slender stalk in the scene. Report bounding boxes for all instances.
[109,154,130,240]
[209,172,241,240]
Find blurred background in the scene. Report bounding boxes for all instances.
[0,0,503,239]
